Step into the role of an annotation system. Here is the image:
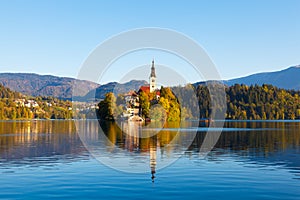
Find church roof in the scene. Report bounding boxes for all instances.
[139,85,150,93]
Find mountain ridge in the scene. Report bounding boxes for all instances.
[82,80,148,101]
[0,65,299,100]
[0,73,100,99]
[224,66,300,90]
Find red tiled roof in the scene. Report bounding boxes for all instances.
[139,85,150,93]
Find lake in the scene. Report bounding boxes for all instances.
[0,120,300,199]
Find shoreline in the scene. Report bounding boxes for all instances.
[1,119,300,122]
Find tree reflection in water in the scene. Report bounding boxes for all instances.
[1,120,300,181]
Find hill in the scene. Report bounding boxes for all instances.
[1,65,299,102]
[0,73,100,99]
[83,80,148,100]
[224,66,300,90]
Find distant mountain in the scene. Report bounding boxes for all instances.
[0,73,100,99]
[224,66,300,90]
[83,80,148,100]
[2,65,299,101]
[0,73,147,101]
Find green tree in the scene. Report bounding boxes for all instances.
[98,92,118,121]
[139,91,150,119]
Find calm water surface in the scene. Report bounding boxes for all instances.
[0,120,299,199]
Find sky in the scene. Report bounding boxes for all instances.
[0,0,299,84]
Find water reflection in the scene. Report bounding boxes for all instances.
[0,120,300,179]
[82,120,197,175]
[78,120,300,179]
[0,120,86,166]
[150,137,157,182]
[186,120,300,177]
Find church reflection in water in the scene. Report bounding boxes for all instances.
[97,120,300,181]
[101,121,170,182]
[122,121,158,182]
[1,120,300,182]
[96,119,199,181]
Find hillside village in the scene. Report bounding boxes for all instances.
[0,84,74,119]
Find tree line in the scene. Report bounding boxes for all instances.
[1,82,299,120]
[98,83,300,121]
[224,84,300,120]
[183,83,300,120]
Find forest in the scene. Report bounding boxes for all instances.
[98,83,300,121]
[224,84,300,120]
[1,83,300,120]
[181,83,300,120]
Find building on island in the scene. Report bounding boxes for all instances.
[123,91,140,118]
[123,60,161,121]
[138,59,161,98]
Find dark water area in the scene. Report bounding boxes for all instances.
[0,120,299,199]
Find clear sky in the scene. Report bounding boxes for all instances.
[0,0,299,84]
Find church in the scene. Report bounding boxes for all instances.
[123,60,161,121]
[139,59,160,98]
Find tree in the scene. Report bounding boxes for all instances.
[139,91,150,119]
[160,87,181,121]
[98,92,118,121]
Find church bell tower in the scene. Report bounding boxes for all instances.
[149,60,156,93]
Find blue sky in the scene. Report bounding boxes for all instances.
[0,0,299,84]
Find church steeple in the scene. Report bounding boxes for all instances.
[149,59,156,92]
[150,60,156,78]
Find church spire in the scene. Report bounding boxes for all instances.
[149,59,156,93]
[150,59,156,78]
